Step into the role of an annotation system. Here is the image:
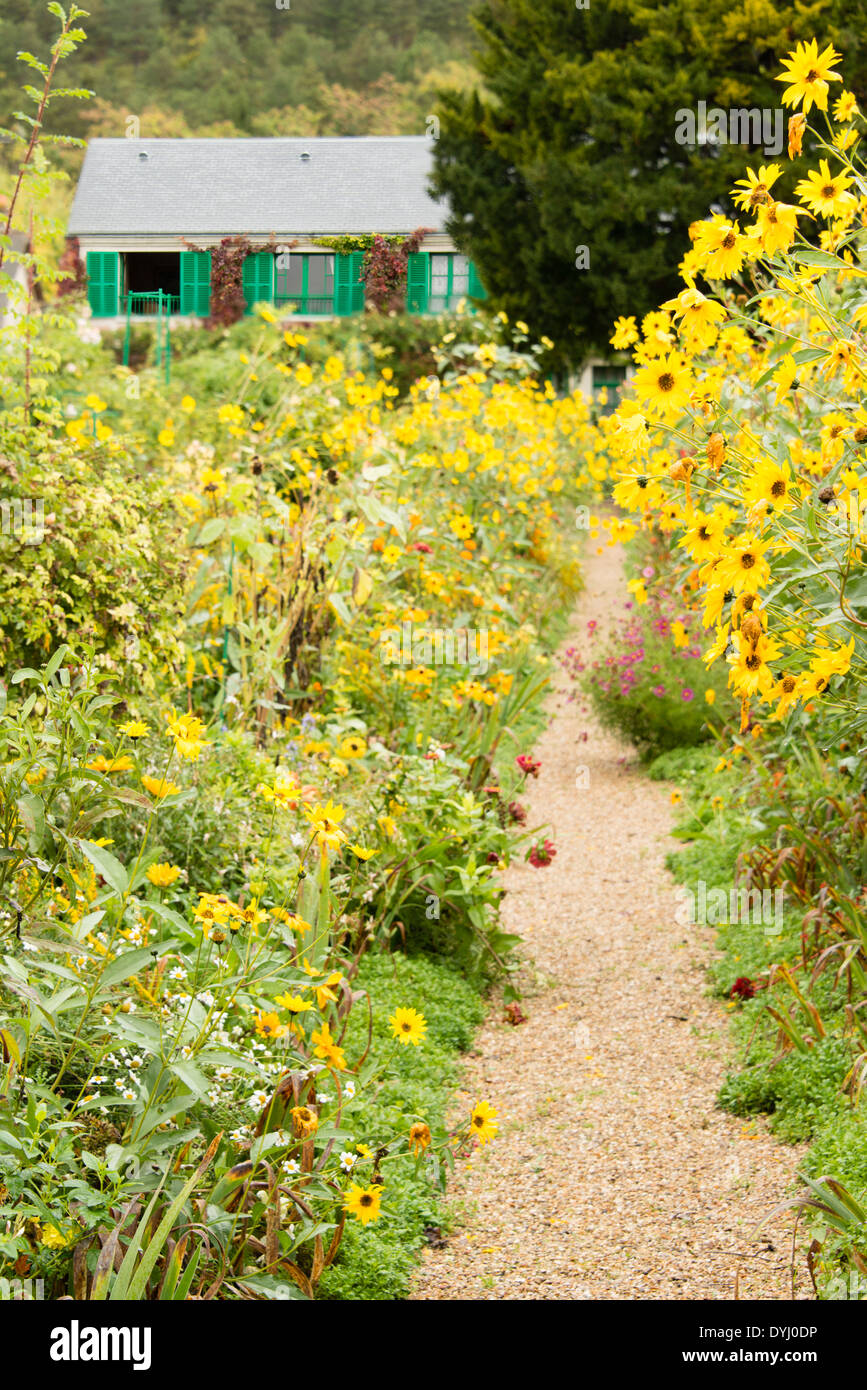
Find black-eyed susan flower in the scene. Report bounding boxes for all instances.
[832,89,859,122]
[389,1006,427,1046]
[119,719,149,738]
[314,971,343,1011]
[304,799,347,851]
[678,509,727,562]
[744,459,798,517]
[449,513,474,540]
[255,1010,286,1040]
[776,38,842,116]
[200,463,228,495]
[337,735,367,759]
[692,216,748,279]
[631,353,694,421]
[714,534,771,596]
[470,1101,499,1145]
[756,200,801,256]
[609,315,638,349]
[771,672,800,719]
[731,164,782,211]
[662,284,726,349]
[795,160,856,219]
[344,1183,383,1225]
[274,991,313,1014]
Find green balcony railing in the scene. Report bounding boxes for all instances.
[122,291,181,316]
[274,295,334,316]
[122,289,174,384]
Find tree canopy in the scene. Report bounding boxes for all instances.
[431,0,867,366]
[0,0,474,139]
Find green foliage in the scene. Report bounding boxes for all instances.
[312,236,400,256]
[665,745,867,1294]
[577,593,734,760]
[317,951,484,1300]
[431,0,867,365]
[0,0,475,144]
[0,427,187,687]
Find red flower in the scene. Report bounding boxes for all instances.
[528,839,556,868]
[730,976,756,1000]
[508,801,527,824]
[505,1001,527,1026]
[412,542,433,554]
[516,754,541,777]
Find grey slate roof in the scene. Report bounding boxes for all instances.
[68,137,447,236]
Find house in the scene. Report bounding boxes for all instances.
[67,136,486,323]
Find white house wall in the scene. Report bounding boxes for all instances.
[74,233,456,255]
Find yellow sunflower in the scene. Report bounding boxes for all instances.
[795,160,856,219]
[389,1006,427,1046]
[631,353,693,421]
[776,39,842,116]
[344,1183,383,1225]
[714,535,771,595]
[470,1100,499,1146]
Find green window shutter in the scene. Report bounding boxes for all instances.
[406,252,428,313]
[334,251,364,316]
[86,251,118,317]
[349,251,364,313]
[180,250,211,315]
[242,250,274,314]
[468,260,487,301]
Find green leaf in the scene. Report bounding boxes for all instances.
[15,792,45,850]
[196,517,226,547]
[115,1135,220,1301]
[169,1060,210,1099]
[138,1092,200,1137]
[194,1048,262,1077]
[78,839,128,896]
[99,946,158,989]
[327,593,354,626]
[791,246,847,272]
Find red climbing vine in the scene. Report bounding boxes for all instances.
[360,228,432,313]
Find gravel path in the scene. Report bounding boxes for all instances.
[411,539,805,1301]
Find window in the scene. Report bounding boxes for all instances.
[275,253,335,314]
[591,363,628,415]
[428,253,470,312]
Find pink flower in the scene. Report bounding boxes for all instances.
[681,688,694,701]
[528,838,556,868]
[516,754,541,778]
